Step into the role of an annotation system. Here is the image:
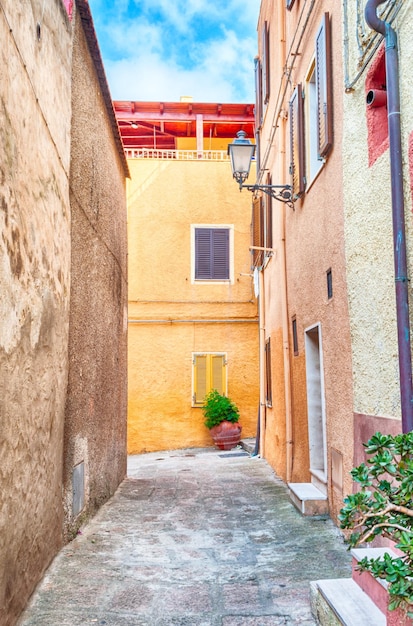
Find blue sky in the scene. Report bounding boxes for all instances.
[88,0,261,103]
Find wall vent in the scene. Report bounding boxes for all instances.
[72,462,85,517]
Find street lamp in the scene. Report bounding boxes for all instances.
[228,130,293,206]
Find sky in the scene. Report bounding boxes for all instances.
[88,0,261,104]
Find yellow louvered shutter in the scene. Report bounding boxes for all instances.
[211,355,225,395]
[193,354,227,406]
[194,355,207,406]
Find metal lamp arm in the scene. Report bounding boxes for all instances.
[240,183,293,207]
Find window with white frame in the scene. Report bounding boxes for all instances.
[192,353,227,406]
[289,12,333,197]
[191,225,233,283]
[305,59,324,185]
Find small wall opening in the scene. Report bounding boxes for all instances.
[72,462,85,517]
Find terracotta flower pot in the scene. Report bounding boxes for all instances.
[209,420,242,450]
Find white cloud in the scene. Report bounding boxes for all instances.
[90,0,261,103]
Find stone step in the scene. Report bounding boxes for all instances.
[310,577,386,625]
[351,547,412,626]
[351,547,392,614]
[240,437,257,455]
[288,482,328,516]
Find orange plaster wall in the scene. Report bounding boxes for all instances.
[258,0,354,521]
[261,327,287,479]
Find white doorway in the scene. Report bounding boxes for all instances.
[304,323,327,494]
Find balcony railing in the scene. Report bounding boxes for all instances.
[125,149,229,161]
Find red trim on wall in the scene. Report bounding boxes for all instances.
[365,44,388,167]
[353,413,402,468]
[63,0,73,20]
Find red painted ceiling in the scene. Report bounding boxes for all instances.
[114,100,255,150]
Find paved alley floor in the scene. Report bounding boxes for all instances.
[19,447,352,625]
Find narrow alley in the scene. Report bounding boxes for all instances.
[19,447,351,626]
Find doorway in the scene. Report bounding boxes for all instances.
[304,323,327,494]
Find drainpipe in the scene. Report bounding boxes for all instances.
[365,1,413,433]
[277,0,293,481]
[258,267,266,458]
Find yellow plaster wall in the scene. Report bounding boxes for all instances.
[127,157,259,453]
[176,137,234,151]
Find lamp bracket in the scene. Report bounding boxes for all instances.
[240,183,294,208]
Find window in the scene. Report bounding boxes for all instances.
[265,338,272,407]
[255,57,263,131]
[305,60,323,184]
[289,83,305,197]
[292,316,299,355]
[327,268,333,299]
[256,21,270,127]
[252,197,264,268]
[286,0,296,9]
[289,13,333,196]
[192,353,227,406]
[315,13,333,158]
[262,21,270,106]
[193,227,231,281]
[251,188,272,270]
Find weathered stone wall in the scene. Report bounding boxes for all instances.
[63,3,128,539]
[0,2,72,623]
[0,2,128,624]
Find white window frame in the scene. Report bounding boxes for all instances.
[305,57,324,189]
[190,224,234,284]
[192,352,228,407]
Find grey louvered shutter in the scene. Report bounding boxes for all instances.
[211,229,229,279]
[316,13,333,158]
[255,57,263,130]
[195,228,229,279]
[262,21,270,105]
[289,83,305,197]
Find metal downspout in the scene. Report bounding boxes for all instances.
[258,267,266,457]
[277,0,293,482]
[365,0,413,433]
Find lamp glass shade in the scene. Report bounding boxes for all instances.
[228,131,256,182]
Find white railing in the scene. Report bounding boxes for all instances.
[125,149,229,161]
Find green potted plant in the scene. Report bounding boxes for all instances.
[202,389,242,450]
[339,431,413,621]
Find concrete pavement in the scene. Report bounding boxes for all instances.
[19,447,352,625]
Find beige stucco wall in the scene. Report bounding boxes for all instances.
[0,2,72,623]
[63,4,128,539]
[258,0,354,519]
[128,158,259,453]
[0,3,128,624]
[343,1,413,423]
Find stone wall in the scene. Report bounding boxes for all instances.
[0,2,72,623]
[63,3,128,539]
[0,1,128,623]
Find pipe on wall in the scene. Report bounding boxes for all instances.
[276,0,293,483]
[366,88,387,108]
[365,0,413,433]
